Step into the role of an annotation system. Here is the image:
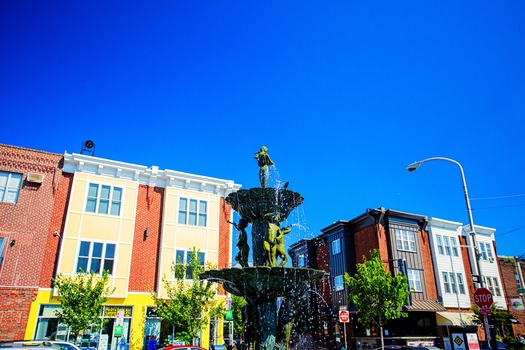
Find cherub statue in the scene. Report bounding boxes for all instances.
[254,146,274,188]
[264,213,291,267]
[229,219,250,268]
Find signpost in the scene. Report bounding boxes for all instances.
[474,288,493,342]
[339,308,349,350]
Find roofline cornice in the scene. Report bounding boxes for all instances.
[63,152,242,196]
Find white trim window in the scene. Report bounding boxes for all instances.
[175,249,205,279]
[76,241,116,274]
[297,255,306,267]
[486,276,502,297]
[178,198,207,226]
[436,236,445,255]
[450,237,459,257]
[479,242,494,261]
[0,171,23,204]
[334,275,344,291]
[407,269,422,292]
[332,239,341,255]
[395,228,416,252]
[442,272,450,293]
[85,183,122,216]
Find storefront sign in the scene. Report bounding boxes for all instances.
[114,325,123,337]
[98,334,109,350]
[467,333,480,350]
[511,298,524,311]
[451,333,466,350]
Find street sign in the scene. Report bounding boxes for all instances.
[518,288,525,294]
[339,310,350,323]
[474,288,493,309]
[225,310,233,320]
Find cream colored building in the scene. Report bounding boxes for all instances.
[25,152,241,350]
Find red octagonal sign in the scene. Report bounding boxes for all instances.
[339,310,350,323]
[474,287,493,309]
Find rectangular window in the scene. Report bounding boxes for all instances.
[436,235,444,255]
[0,237,6,264]
[332,239,341,255]
[443,236,451,256]
[457,273,466,294]
[485,242,494,261]
[85,183,122,216]
[450,237,459,257]
[486,277,502,297]
[442,272,450,293]
[178,198,207,227]
[407,269,422,292]
[480,243,488,261]
[0,171,23,204]
[297,255,306,267]
[395,228,416,252]
[76,241,116,275]
[175,249,205,279]
[334,275,344,291]
[449,272,458,294]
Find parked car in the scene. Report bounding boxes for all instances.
[480,341,507,350]
[0,342,62,350]
[34,342,81,350]
[163,346,206,350]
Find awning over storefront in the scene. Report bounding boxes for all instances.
[436,311,477,326]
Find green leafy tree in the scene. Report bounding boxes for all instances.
[344,249,409,350]
[52,270,115,340]
[472,303,512,339]
[152,248,222,345]
[232,295,247,339]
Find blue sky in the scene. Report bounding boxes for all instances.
[2,1,524,258]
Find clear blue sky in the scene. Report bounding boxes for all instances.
[2,1,524,258]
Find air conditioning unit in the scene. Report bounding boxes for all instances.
[27,172,44,184]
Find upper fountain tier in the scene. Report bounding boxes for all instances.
[226,187,303,223]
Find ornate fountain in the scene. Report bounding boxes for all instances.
[200,147,327,350]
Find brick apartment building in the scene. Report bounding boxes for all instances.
[497,256,525,336]
[289,208,513,350]
[0,144,241,349]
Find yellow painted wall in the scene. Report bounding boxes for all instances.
[56,174,138,296]
[26,289,217,350]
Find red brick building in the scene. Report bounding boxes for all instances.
[0,144,69,340]
[497,256,525,336]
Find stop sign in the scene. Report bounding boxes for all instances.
[339,310,350,323]
[474,288,493,309]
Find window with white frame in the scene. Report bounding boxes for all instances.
[443,236,451,256]
[485,276,502,297]
[450,237,459,257]
[332,239,341,255]
[0,237,6,264]
[334,275,344,291]
[175,249,205,279]
[85,183,122,216]
[407,269,422,292]
[442,271,466,294]
[0,171,23,204]
[457,273,466,294]
[479,242,494,261]
[297,255,306,267]
[449,272,458,294]
[76,241,116,274]
[436,236,444,255]
[395,228,416,252]
[178,198,207,226]
[442,272,450,293]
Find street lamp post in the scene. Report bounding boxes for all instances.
[406,157,484,288]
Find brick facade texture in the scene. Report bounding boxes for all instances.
[498,258,525,336]
[0,144,66,340]
[128,185,164,292]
